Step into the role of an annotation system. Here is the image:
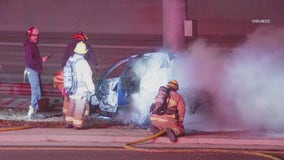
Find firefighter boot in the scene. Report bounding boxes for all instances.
[166,128,177,142]
[150,125,160,135]
[65,124,73,128]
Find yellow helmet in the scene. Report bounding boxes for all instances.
[74,41,88,54]
[167,80,179,91]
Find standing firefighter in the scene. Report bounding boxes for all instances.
[64,41,95,129]
[54,31,99,117]
[61,31,99,70]
[150,80,186,142]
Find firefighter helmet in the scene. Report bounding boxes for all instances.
[167,80,179,91]
[74,41,88,54]
[73,31,88,41]
[27,27,39,37]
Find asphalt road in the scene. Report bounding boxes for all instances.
[0,146,283,160]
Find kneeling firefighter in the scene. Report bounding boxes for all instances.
[150,80,186,142]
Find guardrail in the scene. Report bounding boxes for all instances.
[0,83,62,96]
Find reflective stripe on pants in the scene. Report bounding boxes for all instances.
[150,114,184,136]
[65,96,89,128]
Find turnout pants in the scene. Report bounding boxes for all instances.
[150,113,185,136]
[63,95,69,116]
[65,96,90,128]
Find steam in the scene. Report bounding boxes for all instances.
[174,39,233,131]
[127,26,284,133]
[223,26,284,132]
[128,52,174,125]
[181,26,284,132]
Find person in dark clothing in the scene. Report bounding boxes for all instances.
[24,26,49,119]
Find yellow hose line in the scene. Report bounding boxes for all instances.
[0,124,64,132]
[123,129,281,160]
[0,125,282,160]
[0,125,33,132]
[123,129,166,151]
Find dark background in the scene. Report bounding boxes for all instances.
[0,0,283,83]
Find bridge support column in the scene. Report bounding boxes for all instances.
[162,0,187,53]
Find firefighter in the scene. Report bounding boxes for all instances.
[64,41,95,129]
[150,80,186,142]
[61,31,99,70]
[53,31,99,117]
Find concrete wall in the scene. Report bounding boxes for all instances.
[187,0,284,36]
[1,0,283,36]
[0,0,162,34]
[0,0,283,83]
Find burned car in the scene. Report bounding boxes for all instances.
[95,51,213,124]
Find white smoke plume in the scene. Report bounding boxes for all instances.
[180,26,284,133]
[125,52,175,125]
[126,26,284,133]
[174,39,232,132]
[223,26,284,132]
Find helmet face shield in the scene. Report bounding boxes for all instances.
[74,41,88,54]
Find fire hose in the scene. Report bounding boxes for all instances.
[123,129,166,151]
[0,121,282,160]
[0,125,33,132]
[0,125,282,160]
[123,129,282,160]
[0,124,66,132]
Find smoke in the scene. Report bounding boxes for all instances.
[223,26,284,132]
[127,26,284,133]
[129,52,174,125]
[174,39,232,131]
[180,26,284,132]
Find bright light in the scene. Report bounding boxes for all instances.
[130,52,174,124]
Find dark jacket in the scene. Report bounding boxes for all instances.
[23,40,43,74]
[61,40,98,69]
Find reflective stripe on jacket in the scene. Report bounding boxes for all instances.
[167,90,186,122]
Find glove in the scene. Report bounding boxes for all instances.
[91,95,99,106]
[95,65,99,72]
[86,91,95,101]
[61,87,68,96]
[149,103,156,113]
[89,91,96,96]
